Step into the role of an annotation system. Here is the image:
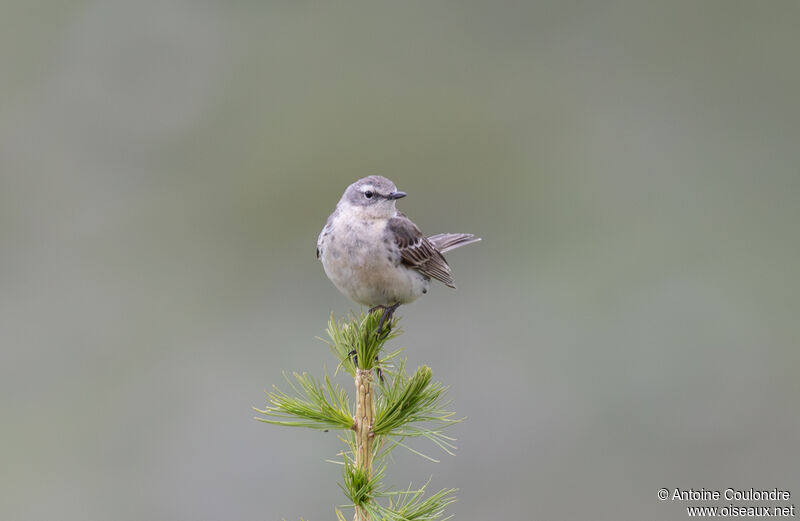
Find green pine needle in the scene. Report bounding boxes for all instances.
[325,312,401,375]
[254,371,353,430]
[374,361,460,439]
[379,482,459,521]
[341,457,386,506]
[258,313,460,521]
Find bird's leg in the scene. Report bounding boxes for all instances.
[370,303,400,336]
[365,303,400,380]
[367,304,388,333]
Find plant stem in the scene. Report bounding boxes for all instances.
[354,368,374,521]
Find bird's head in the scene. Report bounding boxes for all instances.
[339,175,406,219]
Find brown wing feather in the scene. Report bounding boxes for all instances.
[387,215,456,288]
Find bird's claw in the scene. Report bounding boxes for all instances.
[369,303,400,335]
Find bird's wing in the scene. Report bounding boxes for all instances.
[386,214,456,288]
[316,215,335,259]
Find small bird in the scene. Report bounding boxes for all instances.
[317,175,480,331]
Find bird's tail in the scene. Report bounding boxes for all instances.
[426,233,481,253]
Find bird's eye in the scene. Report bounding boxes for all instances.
[364,191,374,199]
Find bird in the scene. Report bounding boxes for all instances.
[317,175,480,332]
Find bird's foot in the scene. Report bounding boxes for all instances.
[368,303,400,336]
[347,349,358,369]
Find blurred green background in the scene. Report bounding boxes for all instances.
[2,2,798,520]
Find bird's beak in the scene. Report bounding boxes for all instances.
[387,191,407,200]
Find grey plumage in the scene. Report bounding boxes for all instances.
[317,176,480,310]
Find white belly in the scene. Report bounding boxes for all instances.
[318,215,429,307]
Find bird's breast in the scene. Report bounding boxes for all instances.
[318,215,425,306]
